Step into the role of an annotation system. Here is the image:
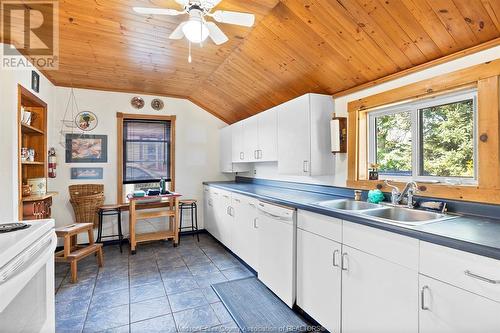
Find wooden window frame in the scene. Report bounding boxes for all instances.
[347,60,500,204]
[117,113,176,204]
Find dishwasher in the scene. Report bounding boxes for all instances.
[257,201,297,308]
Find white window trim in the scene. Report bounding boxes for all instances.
[368,88,478,185]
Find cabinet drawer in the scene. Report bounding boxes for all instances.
[420,242,500,302]
[342,221,419,270]
[297,210,341,243]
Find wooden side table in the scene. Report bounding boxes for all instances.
[55,223,104,283]
[128,193,182,254]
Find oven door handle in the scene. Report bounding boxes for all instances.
[0,232,56,285]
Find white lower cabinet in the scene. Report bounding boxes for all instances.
[297,212,418,333]
[419,275,500,333]
[217,190,233,250]
[203,187,259,272]
[297,228,341,333]
[341,245,418,333]
[230,194,259,272]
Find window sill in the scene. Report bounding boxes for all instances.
[346,180,500,204]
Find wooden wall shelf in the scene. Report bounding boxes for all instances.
[22,161,45,165]
[21,123,45,135]
[22,192,58,202]
[18,85,51,220]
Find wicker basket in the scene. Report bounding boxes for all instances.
[70,193,105,227]
[69,184,104,200]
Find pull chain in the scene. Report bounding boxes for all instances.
[188,40,192,63]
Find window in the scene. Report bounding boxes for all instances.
[123,119,172,184]
[369,89,477,183]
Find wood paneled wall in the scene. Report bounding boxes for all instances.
[5,0,500,123]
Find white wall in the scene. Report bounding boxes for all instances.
[0,44,56,222]
[48,87,230,237]
[246,45,500,187]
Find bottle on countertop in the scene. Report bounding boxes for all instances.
[160,177,167,195]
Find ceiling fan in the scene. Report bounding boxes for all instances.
[133,0,255,62]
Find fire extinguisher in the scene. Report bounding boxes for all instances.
[48,148,56,178]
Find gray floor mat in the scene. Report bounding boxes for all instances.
[212,277,309,332]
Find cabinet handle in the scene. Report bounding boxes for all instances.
[208,199,213,207]
[249,203,256,208]
[303,160,309,173]
[341,253,348,271]
[332,250,340,267]
[234,198,241,203]
[253,218,258,229]
[465,270,500,284]
[254,150,258,159]
[240,152,244,160]
[421,286,430,310]
[223,195,229,199]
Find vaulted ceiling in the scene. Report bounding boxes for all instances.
[11,0,500,123]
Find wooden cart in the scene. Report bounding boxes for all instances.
[127,193,182,254]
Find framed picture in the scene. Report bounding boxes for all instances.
[71,167,103,180]
[31,71,40,93]
[65,134,108,163]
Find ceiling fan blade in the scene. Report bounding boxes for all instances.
[211,10,255,27]
[169,22,186,40]
[206,22,229,45]
[133,7,184,16]
[175,0,189,6]
[201,0,223,8]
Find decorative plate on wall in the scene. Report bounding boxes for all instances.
[131,96,145,109]
[75,111,98,131]
[151,98,164,111]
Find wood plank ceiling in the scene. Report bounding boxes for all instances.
[14,0,500,123]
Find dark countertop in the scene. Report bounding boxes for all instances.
[204,180,500,261]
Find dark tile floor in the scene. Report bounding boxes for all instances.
[55,234,254,333]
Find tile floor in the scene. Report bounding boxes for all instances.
[55,234,254,333]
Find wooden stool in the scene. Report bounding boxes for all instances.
[55,223,104,283]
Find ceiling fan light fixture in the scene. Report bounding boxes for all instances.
[182,9,209,43]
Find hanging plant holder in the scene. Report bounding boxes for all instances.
[59,88,83,148]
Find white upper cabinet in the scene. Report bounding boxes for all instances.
[257,107,278,161]
[220,126,250,173]
[230,108,278,163]
[231,122,245,163]
[243,116,259,162]
[278,94,334,176]
[224,93,331,170]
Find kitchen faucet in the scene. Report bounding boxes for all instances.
[384,180,419,208]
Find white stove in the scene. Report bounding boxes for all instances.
[0,219,57,333]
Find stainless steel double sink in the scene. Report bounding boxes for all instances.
[313,199,457,226]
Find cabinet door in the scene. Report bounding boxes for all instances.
[277,95,311,175]
[231,195,259,271]
[231,122,245,162]
[342,245,418,333]
[297,229,341,333]
[243,116,259,162]
[218,191,233,249]
[203,187,213,233]
[210,189,222,241]
[257,108,278,162]
[420,275,500,333]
